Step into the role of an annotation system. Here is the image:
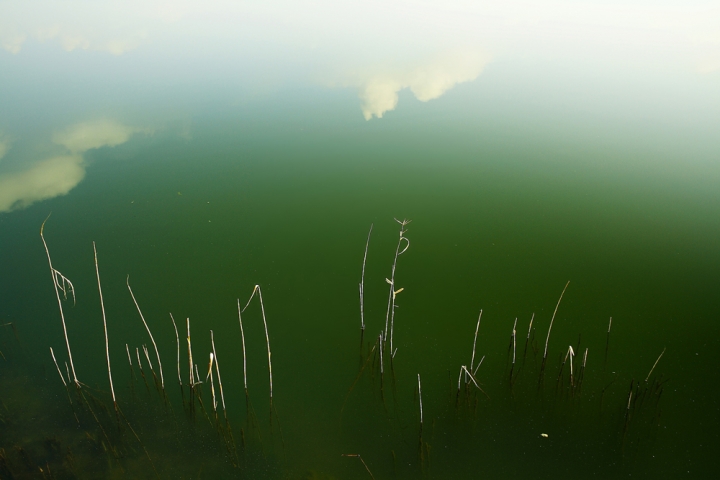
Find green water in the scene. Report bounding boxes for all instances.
[1,8,720,475]
[1,107,719,478]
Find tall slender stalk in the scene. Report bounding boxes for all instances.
[50,347,67,388]
[341,454,375,480]
[93,242,116,411]
[418,373,423,426]
[470,309,483,373]
[645,347,666,382]
[604,317,612,370]
[462,365,489,399]
[207,353,217,413]
[127,276,164,389]
[169,313,182,386]
[40,217,79,387]
[186,318,194,387]
[543,281,570,360]
[211,330,227,417]
[512,318,517,365]
[360,223,373,331]
[472,355,485,376]
[527,313,535,340]
[243,285,273,399]
[237,299,248,394]
[384,218,410,354]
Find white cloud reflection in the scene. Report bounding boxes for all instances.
[53,120,139,154]
[0,120,139,213]
[354,51,490,120]
[0,1,718,119]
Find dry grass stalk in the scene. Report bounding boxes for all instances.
[462,365,490,399]
[384,218,411,353]
[93,242,116,411]
[186,318,195,387]
[136,347,148,385]
[127,276,164,389]
[211,330,227,416]
[143,345,153,371]
[470,309,483,373]
[206,352,217,412]
[341,454,375,480]
[359,223,373,331]
[418,373,423,426]
[512,318,517,365]
[169,313,182,386]
[568,346,575,386]
[543,281,570,359]
[645,347,666,382]
[243,285,273,399]
[237,299,248,394]
[472,355,485,376]
[40,217,79,387]
[527,313,535,340]
[126,344,132,366]
[50,347,67,388]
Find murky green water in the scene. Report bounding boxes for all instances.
[2,3,720,478]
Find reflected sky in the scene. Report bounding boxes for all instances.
[0,0,719,211]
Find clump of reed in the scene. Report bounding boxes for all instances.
[40,216,80,388]
[31,217,672,477]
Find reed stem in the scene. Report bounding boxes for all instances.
[512,318,517,365]
[472,355,485,376]
[243,285,273,399]
[470,309,483,373]
[211,330,227,417]
[527,312,535,340]
[418,373,423,426]
[50,347,67,388]
[93,242,116,411]
[384,218,410,353]
[341,454,375,480]
[645,347,666,382]
[40,217,79,387]
[169,313,182,386]
[187,318,194,387]
[360,223,373,331]
[237,299,248,394]
[543,281,570,360]
[127,276,164,389]
[207,352,217,412]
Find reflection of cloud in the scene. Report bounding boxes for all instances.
[356,51,490,120]
[53,120,139,153]
[0,2,153,55]
[0,120,138,213]
[0,155,84,212]
[1,32,26,54]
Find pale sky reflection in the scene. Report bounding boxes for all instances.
[0,120,140,212]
